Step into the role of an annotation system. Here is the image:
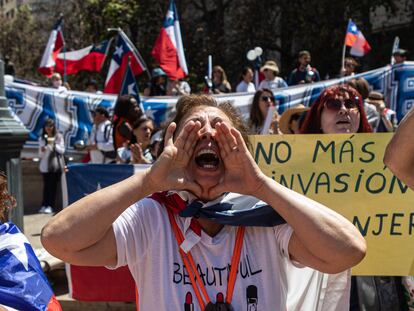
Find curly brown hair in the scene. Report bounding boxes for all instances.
[0,171,16,223]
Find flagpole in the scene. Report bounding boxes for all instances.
[390,36,400,65]
[341,19,351,74]
[60,13,67,84]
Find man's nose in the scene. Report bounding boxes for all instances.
[199,122,215,139]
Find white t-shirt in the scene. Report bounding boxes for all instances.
[88,120,114,164]
[110,198,295,310]
[258,77,287,93]
[38,132,65,173]
[236,80,256,93]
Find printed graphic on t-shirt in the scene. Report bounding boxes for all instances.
[182,287,259,310]
[177,254,262,309]
[174,253,262,286]
[246,285,258,310]
[184,292,194,310]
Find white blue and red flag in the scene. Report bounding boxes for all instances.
[104,32,147,94]
[120,60,144,112]
[55,40,110,75]
[345,20,371,57]
[38,17,65,77]
[0,222,62,311]
[151,0,188,80]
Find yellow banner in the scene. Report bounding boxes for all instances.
[251,133,414,276]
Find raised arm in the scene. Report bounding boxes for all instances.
[41,121,202,267]
[384,107,414,189]
[210,122,366,274]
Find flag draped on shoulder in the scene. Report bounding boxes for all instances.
[151,0,188,80]
[345,20,371,57]
[38,17,65,77]
[104,31,147,94]
[55,40,110,75]
[0,222,62,311]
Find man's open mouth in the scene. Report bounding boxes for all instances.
[195,149,220,169]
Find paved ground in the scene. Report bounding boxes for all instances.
[24,214,135,310]
[24,213,51,249]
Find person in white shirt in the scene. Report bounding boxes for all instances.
[86,107,116,164]
[42,95,366,310]
[38,118,65,214]
[167,79,191,96]
[236,67,256,93]
[258,60,287,93]
[50,73,67,92]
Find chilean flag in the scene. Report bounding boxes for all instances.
[55,40,110,75]
[65,164,137,301]
[345,20,371,57]
[38,17,64,77]
[0,222,62,311]
[120,60,145,112]
[151,0,188,80]
[104,32,147,94]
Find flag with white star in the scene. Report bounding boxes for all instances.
[345,19,371,57]
[120,60,143,111]
[0,222,62,310]
[104,32,147,94]
[65,163,145,301]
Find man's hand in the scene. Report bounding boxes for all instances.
[208,122,266,198]
[147,121,202,196]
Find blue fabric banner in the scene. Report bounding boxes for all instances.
[6,63,414,150]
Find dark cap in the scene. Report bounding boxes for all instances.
[393,48,408,57]
[92,106,109,118]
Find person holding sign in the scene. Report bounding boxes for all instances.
[300,86,411,310]
[42,95,366,310]
[248,88,282,134]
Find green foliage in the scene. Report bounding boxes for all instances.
[0,0,406,91]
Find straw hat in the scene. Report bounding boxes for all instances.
[260,60,280,74]
[366,91,386,109]
[279,104,310,134]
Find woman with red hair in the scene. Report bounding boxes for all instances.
[300,85,372,134]
[300,86,411,310]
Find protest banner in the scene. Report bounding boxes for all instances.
[251,133,414,276]
[6,63,414,151]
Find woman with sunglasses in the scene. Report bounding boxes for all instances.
[300,85,372,134]
[300,86,409,310]
[248,89,282,134]
[210,65,232,94]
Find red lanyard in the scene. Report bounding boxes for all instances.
[166,209,245,310]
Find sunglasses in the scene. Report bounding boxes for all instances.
[261,95,273,102]
[324,98,359,111]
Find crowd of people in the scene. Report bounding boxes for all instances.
[24,47,413,310]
